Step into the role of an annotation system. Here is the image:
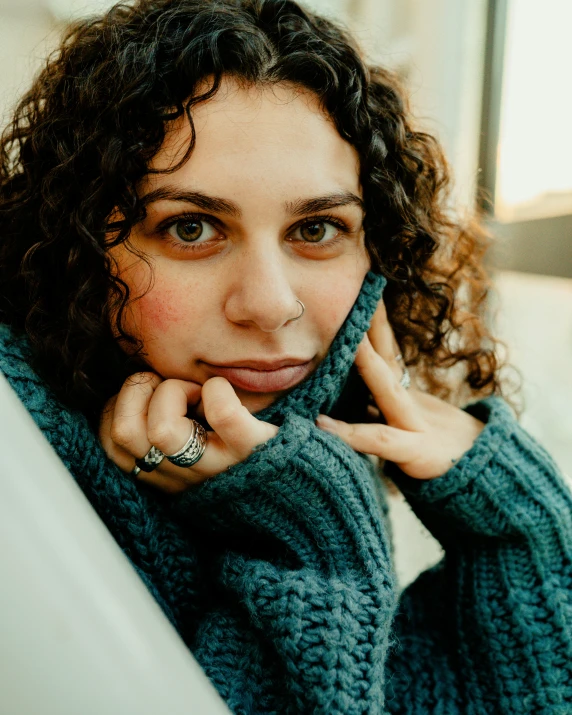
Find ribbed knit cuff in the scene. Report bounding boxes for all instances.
[174,412,393,577]
[385,397,572,548]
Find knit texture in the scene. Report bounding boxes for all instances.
[1,269,572,714]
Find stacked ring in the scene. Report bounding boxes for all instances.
[135,445,165,472]
[166,419,208,468]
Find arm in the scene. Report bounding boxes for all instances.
[315,297,572,714]
[175,412,399,715]
[385,398,572,714]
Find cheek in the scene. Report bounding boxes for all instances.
[317,294,350,327]
[120,263,203,340]
[310,270,368,338]
[135,285,189,335]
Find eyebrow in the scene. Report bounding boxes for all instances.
[140,186,365,218]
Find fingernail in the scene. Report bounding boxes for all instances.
[316,414,337,432]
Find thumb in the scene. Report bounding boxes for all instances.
[201,377,278,460]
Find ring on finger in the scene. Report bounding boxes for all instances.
[166,419,208,468]
[394,352,411,389]
[134,445,165,473]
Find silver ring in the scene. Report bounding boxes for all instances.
[395,352,410,389]
[290,299,305,322]
[166,420,208,468]
[131,465,141,478]
[135,445,165,473]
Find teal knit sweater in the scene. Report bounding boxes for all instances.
[1,271,571,714]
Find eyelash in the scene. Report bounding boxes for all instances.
[156,212,352,254]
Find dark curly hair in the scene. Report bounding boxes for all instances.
[0,0,505,423]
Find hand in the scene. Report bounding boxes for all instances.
[99,373,278,493]
[315,300,485,480]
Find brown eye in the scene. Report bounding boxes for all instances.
[176,220,203,242]
[293,220,344,245]
[300,222,327,243]
[166,218,218,244]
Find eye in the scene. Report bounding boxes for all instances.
[166,217,219,244]
[293,220,343,244]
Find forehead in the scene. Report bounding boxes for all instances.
[143,78,361,197]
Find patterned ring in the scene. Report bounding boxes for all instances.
[166,420,208,468]
[135,445,165,473]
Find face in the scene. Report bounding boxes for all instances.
[110,77,371,413]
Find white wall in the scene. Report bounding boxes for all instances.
[0,9,59,127]
[306,0,488,212]
[407,0,488,211]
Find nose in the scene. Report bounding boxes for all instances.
[224,248,300,332]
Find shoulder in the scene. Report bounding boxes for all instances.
[0,323,95,461]
[0,323,34,380]
[0,323,48,413]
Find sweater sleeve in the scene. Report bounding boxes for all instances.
[384,397,572,714]
[175,411,399,715]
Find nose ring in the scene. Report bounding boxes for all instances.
[291,299,305,322]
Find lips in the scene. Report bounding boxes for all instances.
[204,360,314,392]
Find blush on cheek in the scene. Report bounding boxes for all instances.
[135,286,190,335]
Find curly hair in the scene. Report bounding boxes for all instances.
[0,0,505,422]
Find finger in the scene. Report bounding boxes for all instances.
[134,469,190,494]
[355,335,423,431]
[102,430,187,492]
[366,404,381,421]
[145,379,236,481]
[316,414,418,462]
[368,299,402,381]
[99,394,137,470]
[369,299,396,360]
[202,377,278,459]
[100,392,189,491]
[146,379,203,456]
[147,376,278,482]
[145,379,229,481]
[108,372,162,458]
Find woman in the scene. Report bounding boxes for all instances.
[0,0,570,712]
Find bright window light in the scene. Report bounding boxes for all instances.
[495,0,572,221]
